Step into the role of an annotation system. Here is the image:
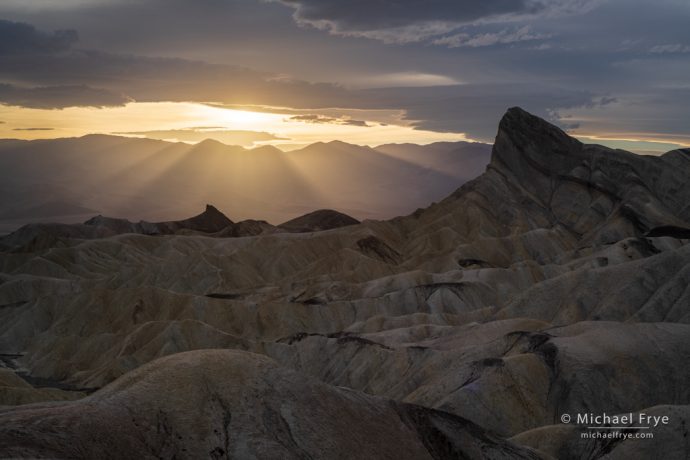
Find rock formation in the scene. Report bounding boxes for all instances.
[278,209,360,232]
[84,204,234,235]
[0,206,363,252]
[0,350,542,459]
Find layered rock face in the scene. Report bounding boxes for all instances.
[0,108,688,458]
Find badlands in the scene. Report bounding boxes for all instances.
[0,108,689,459]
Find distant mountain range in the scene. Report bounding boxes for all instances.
[0,136,491,233]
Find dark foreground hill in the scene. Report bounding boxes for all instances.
[278,209,360,232]
[0,108,689,459]
[0,205,362,252]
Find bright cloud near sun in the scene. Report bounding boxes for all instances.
[0,102,471,148]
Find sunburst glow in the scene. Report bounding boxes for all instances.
[0,102,472,148]
[188,105,281,127]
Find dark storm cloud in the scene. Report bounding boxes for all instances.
[0,19,356,109]
[0,19,620,141]
[0,18,606,135]
[274,0,599,42]
[0,83,130,109]
[432,25,549,48]
[278,0,537,29]
[0,19,77,55]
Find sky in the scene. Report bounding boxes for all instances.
[0,0,689,152]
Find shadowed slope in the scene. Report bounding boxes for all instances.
[0,349,543,459]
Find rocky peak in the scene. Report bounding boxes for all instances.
[490,107,585,180]
[173,204,234,233]
[484,107,690,240]
[202,204,227,220]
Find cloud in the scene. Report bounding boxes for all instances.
[0,20,603,141]
[13,127,54,131]
[433,26,550,48]
[277,0,534,30]
[0,16,612,142]
[0,19,78,55]
[649,43,690,54]
[273,0,599,43]
[561,86,690,145]
[350,72,462,88]
[1,0,116,8]
[2,3,689,148]
[289,114,370,127]
[0,83,131,109]
[364,83,611,141]
[0,20,359,110]
[116,127,287,147]
[530,43,552,50]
